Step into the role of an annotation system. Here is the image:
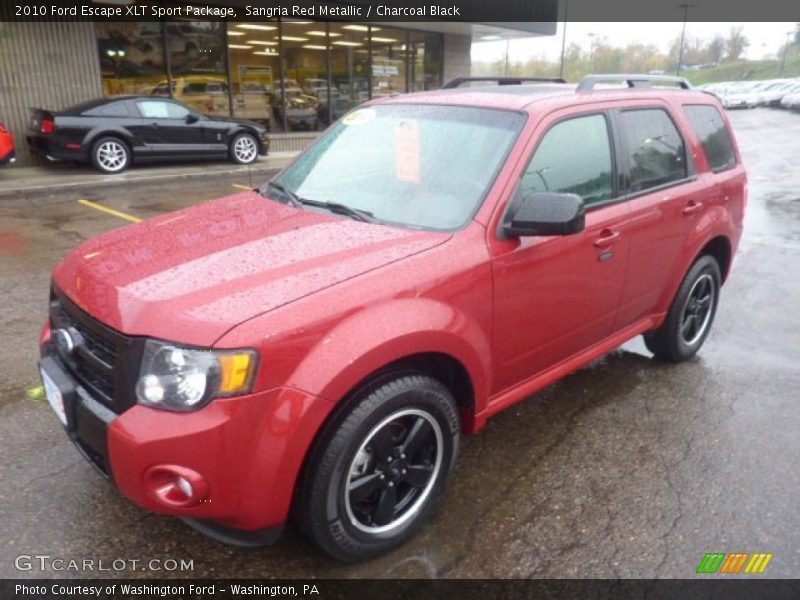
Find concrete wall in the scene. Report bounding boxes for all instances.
[442,33,472,85]
[0,18,103,166]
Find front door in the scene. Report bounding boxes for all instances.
[133,99,206,155]
[491,112,630,393]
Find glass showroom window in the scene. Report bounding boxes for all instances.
[329,23,371,123]
[371,27,409,98]
[277,20,329,132]
[164,21,230,118]
[96,22,169,97]
[227,20,280,130]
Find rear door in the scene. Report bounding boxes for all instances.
[682,103,743,210]
[491,110,631,392]
[609,103,712,328]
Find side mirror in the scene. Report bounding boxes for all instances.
[185,113,199,124]
[502,192,586,237]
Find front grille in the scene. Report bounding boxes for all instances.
[49,287,140,414]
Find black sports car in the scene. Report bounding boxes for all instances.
[27,96,269,174]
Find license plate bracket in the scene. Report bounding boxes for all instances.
[39,356,76,430]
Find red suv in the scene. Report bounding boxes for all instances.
[39,75,746,560]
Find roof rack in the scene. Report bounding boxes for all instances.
[577,74,692,92]
[442,76,567,89]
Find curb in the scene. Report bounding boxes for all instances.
[0,154,297,199]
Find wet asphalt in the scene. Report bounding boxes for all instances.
[0,108,798,579]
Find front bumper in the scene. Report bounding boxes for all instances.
[40,322,333,543]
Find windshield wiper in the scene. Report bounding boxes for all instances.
[263,180,302,207]
[262,181,377,223]
[301,199,378,223]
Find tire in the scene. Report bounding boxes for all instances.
[644,255,721,362]
[91,137,130,174]
[295,373,460,561]
[229,132,259,165]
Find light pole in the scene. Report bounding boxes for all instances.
[559,0,569,79]
[588,32,596,74]
[780,30,793,77]
[676,3,696,76]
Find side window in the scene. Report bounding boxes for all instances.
[618,109,687,193]
[136,100,190,120]
[522,114,614,206]
[184,82,206,95]
[86,102,131,117]
[683,105,736,172]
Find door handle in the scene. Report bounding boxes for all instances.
[593,230,620,247]
[151,122,159,128]
[683,200,704,215]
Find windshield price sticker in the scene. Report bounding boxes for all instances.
[395,120,421,184]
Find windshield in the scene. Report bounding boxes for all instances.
[275,103,526,231]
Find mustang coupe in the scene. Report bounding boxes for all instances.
[27,97,269,174]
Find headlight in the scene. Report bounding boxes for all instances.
[135,340,257,412]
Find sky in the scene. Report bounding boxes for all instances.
[472,22,797,64]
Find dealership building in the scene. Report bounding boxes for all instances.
[0,4,555,166]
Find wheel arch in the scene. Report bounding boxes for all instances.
[230,127,265,153]
[318,351,476,436]
[86,129,135,158]
[698,235,732,283]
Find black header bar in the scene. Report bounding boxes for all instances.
[2,0,798,22]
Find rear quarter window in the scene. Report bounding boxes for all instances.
[683,104,737,173]
[86,102,132,117]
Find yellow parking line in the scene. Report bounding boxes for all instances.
[231,183,252,191]
[78,199,142,223]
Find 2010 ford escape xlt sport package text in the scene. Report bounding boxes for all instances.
[39,75,746,561]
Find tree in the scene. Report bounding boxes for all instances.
[708,35,725,64]
[725,26,749,61]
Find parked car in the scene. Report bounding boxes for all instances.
[769,82,800,107]
[272,87,319,131]
[39,75,746,561]
[756,80,796,106]
[780,92,800,110]
[303,79,341,126]
[26,96,268,174]
[232,82,274,130]
[0,121,15,166]
[721,92,758,109]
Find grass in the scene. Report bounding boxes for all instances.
[682,55,800,84]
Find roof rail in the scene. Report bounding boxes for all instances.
[577,74,692,92]
[443,76,567,89]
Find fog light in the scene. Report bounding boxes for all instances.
[144,465,208,508]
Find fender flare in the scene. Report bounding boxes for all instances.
[83,126,137,155]
[283,298,492,417]
[656,204,733,316]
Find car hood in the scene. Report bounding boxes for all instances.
[53,192,449,347]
